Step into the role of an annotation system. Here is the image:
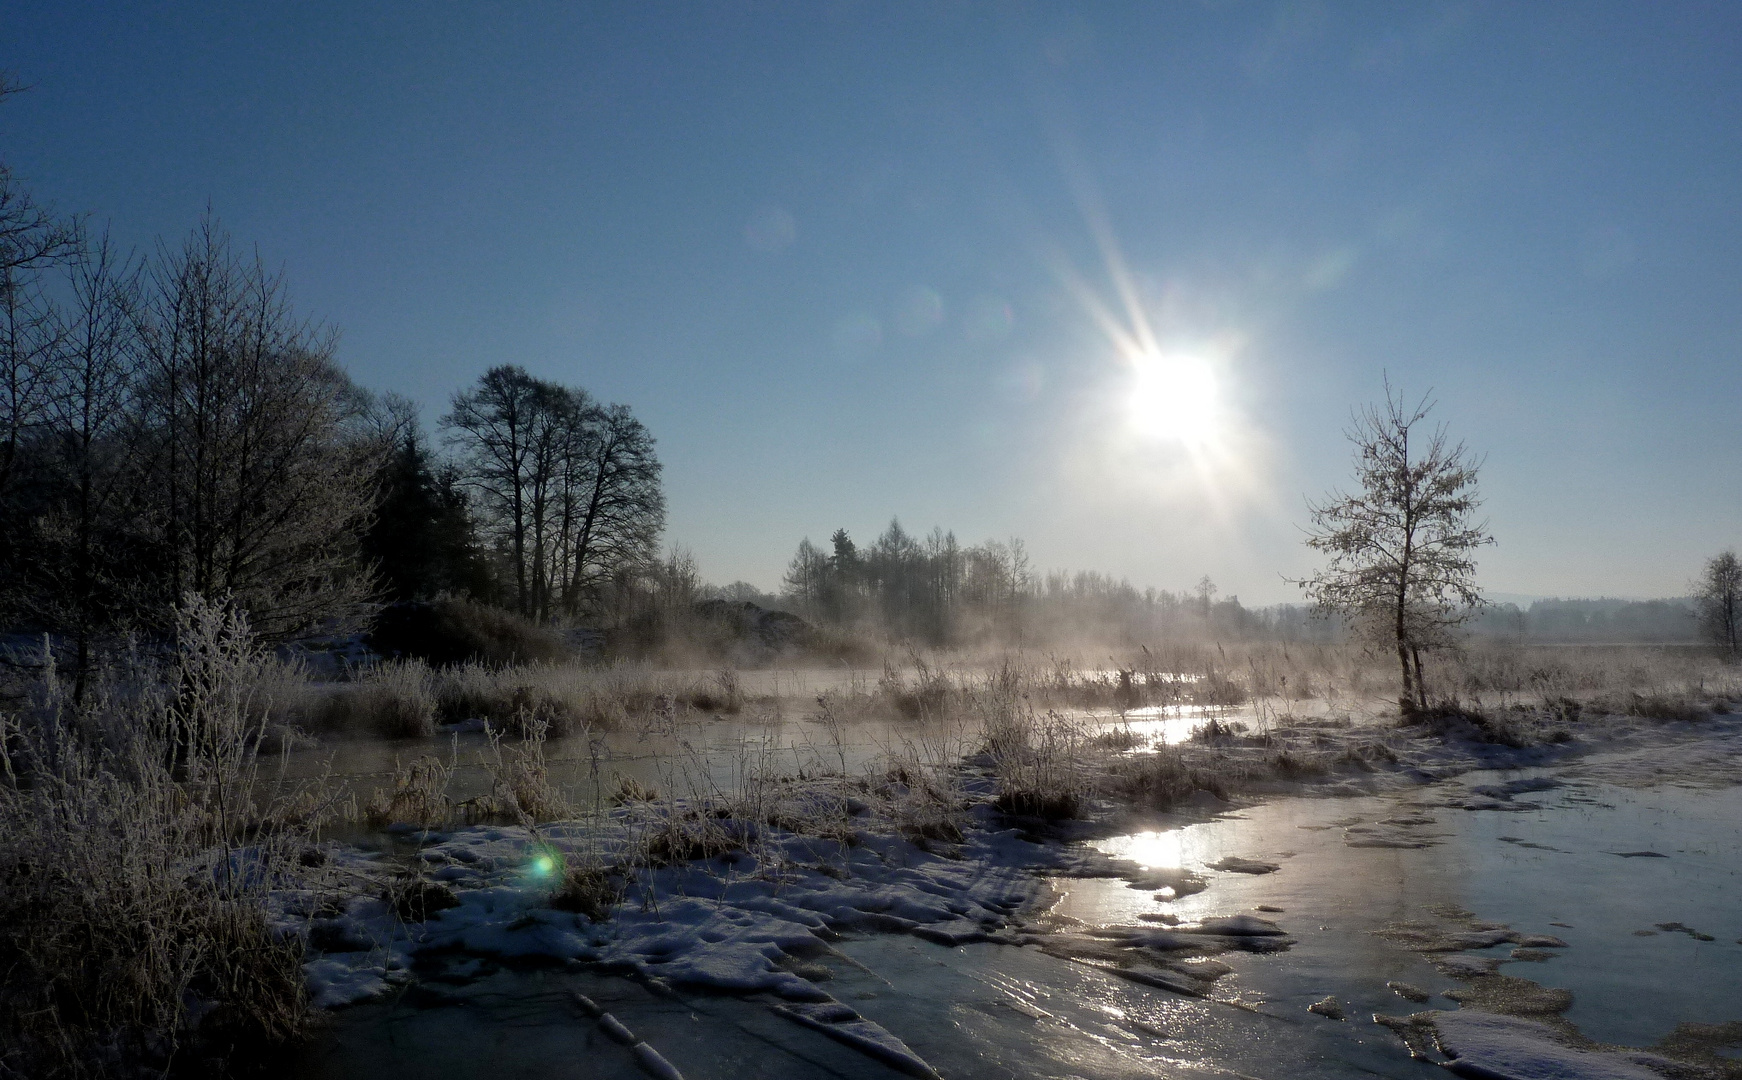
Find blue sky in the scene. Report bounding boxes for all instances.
[5,2,1740,602]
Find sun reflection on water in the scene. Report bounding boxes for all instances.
[1111,706,1226,746]
[1098,829,1185,869]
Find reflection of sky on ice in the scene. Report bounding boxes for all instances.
[299,720,1742,1077]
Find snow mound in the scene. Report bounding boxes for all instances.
[1430,1010,1670,1080]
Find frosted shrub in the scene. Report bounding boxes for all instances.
[0,595,320,1077]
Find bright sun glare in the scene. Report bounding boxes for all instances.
[1128,351,1221,447]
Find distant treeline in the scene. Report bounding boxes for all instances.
[770,522,1702,649]
[1464,598,1699,644]
[775,519,1321,648]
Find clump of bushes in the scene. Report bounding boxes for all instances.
[369,598,572,667]
[313,660,749,740]
[1402,702,1535,748]
[1609,691,1712,725]
[319,659,438,737]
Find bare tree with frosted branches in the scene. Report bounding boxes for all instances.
[1299,382,1493,712]
[129,216,378,639]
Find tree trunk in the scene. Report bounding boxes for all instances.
[1411,646,1427,711]
[1395,639,1414,713]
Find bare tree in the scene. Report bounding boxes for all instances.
[553,402,663,617]
[782,538,829,611]
[445,367,662,622]
[1299,383,1493,712]
[37,230,144,692]
[1693,550,1742,657]
[0,74,78,507]
[130,217,375,639]
[443,365,543,613]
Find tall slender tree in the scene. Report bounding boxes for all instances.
[39,230,142,691]
[443,364,543,613]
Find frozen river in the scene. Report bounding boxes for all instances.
[280,743,1742,1079]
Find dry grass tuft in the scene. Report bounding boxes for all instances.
[345,660,438,737]
[878,654,954,720]
[362,755,452,829]
[483,716,571,824]
[1104,747,1234,808]
[635,809,750,867]
[548,862,622,922]
[385,876,461,922]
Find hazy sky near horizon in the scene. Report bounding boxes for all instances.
[6,2,1740,603]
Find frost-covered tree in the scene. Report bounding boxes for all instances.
[0,75,79,518]
[781,537,828,610]
[1693,550,1742,657]
[130,217,378,640]
[1299,383,1493,712]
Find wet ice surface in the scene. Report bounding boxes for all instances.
[286,719,1742,1079]
[1057,779,1742,1040]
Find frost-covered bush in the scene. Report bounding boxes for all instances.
[0,597,319,1078]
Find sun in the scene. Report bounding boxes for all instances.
[1127,351,1221,447]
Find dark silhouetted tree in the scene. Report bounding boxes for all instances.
[555,402,664,619]
[444,366,662,622]
[33,230,143,692]
[363,422,491,602]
